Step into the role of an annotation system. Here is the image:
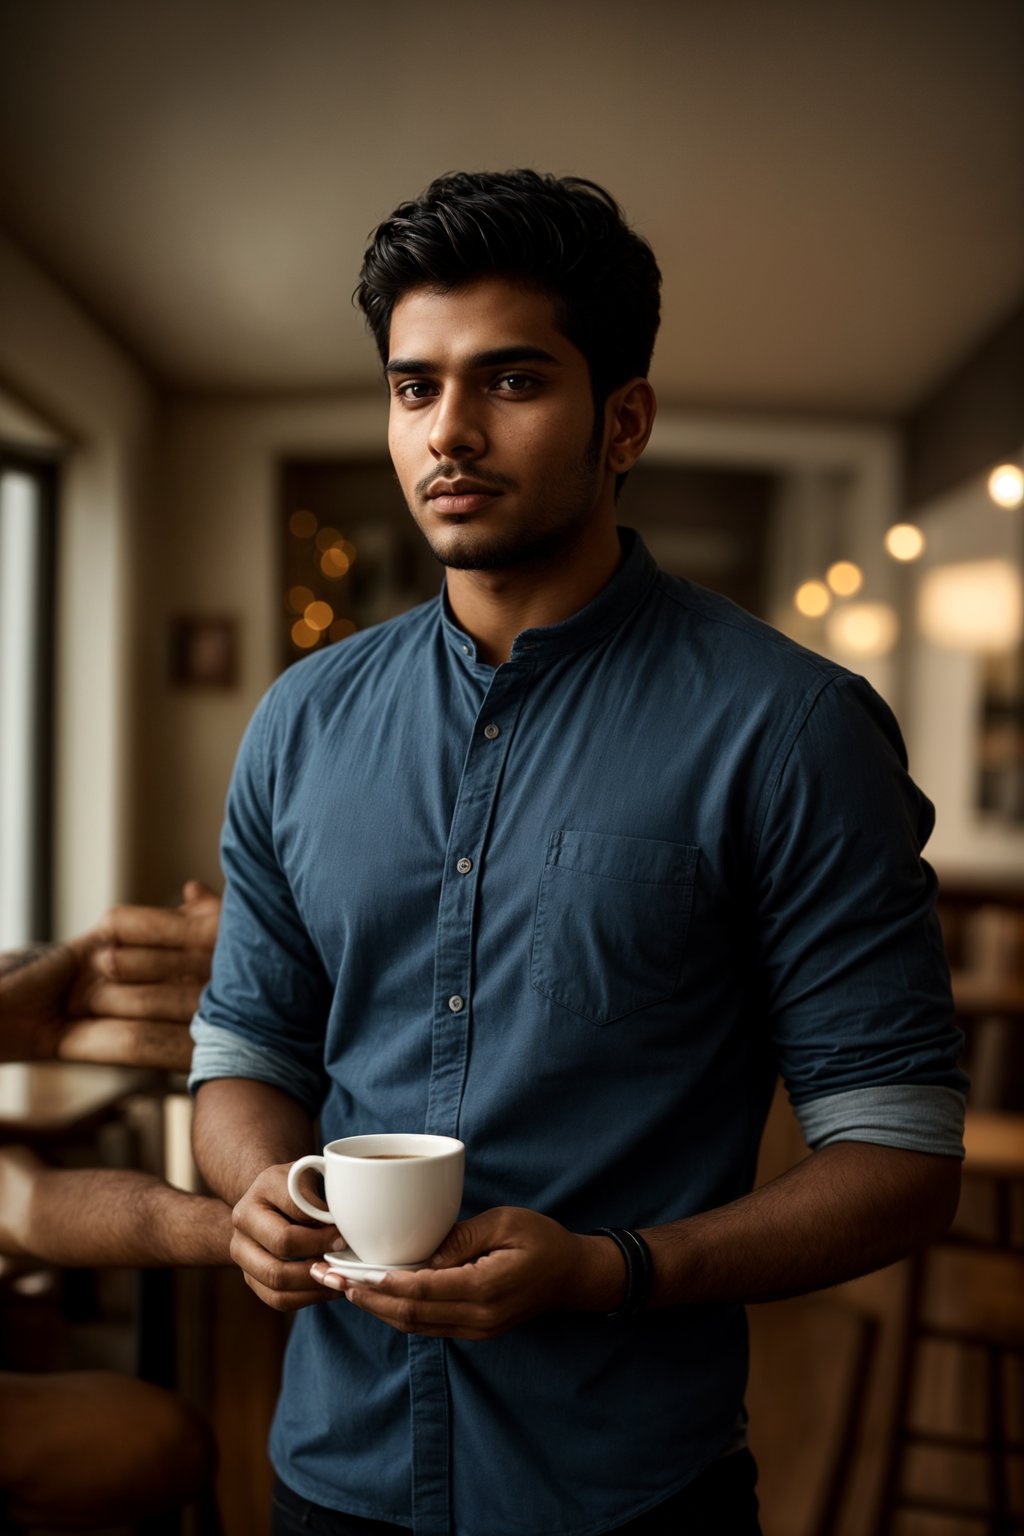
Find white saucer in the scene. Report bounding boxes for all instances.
[322,1248,429,1281]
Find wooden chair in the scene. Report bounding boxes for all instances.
[869,1110,1024,1535]
[863,884,1024,1534]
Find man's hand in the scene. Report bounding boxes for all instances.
[309,1207,625,1338]
[307,1143,962,1337]
[53,880,221,1069]
[230,1162,344,1312]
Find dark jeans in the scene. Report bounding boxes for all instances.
[271,1449,761,1536]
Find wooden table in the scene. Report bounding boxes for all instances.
[0,1061,158,1140]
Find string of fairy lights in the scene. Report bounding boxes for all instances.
[286,508,360,651]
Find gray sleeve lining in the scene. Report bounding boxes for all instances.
[187,1013,324,1117]
[794,1084,965,1159]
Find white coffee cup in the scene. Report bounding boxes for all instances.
[287,1133,465,1266]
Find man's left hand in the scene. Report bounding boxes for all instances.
[309,1206,625,1338]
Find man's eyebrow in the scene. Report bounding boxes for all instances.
[384,346,563,377]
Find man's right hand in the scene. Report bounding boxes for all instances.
[230,1162,343,1311]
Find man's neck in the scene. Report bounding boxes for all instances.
[444,523,623,666]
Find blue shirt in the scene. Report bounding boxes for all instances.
[192,529,965,1536]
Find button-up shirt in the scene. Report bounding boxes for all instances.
[192,529,965,1536]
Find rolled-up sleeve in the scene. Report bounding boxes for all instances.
[795,1083,965,1156]
[188,688,331,1117]
[752,674,966,1157]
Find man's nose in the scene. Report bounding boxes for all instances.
[427,387,486,461]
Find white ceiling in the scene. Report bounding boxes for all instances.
[0,0,1022,415]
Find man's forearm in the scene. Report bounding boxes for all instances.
[35,1173,233,1267]
[640,1141,962,1309]
[0,1147,232,1266]
[192,1077,316,1205]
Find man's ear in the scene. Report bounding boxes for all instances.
[604,379,657,474]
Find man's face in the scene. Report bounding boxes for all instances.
[386,277,612,572]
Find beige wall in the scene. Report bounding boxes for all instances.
[131,392,387,901]
[0,228,156,935]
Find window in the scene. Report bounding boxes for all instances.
[0,449,57,945]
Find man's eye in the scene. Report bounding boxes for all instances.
[494,374,536,393]
[395,381,436,400]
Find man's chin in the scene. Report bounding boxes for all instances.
[433,546,526,573]
[424,523,583,574]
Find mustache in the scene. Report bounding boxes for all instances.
[416,465,517,498]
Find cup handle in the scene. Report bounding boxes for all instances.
[287,1154,332,1222]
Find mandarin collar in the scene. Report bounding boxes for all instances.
[440,528,658,669]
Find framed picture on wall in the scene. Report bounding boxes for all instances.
[169,615,239,688]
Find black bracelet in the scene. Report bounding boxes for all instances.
[591,1227,654,1320]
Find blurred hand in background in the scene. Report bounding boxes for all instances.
[1,880,221,1070]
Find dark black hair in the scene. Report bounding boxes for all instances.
[355,169,661,407]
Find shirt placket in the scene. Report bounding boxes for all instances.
[408,657,534,1536]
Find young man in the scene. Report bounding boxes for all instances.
[190,171,966,1536]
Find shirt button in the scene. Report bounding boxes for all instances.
[462,645,470,655]
[483,723,500,740]
[456,857,473,875]
[448,994,465,1013]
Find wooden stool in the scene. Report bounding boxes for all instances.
[871,1111,1024,1535]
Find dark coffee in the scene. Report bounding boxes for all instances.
[363,1153,425,1159]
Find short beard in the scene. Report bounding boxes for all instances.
[428,508,591,573]
[421,418,605,574]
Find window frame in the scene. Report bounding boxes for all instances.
[0,444,58,944]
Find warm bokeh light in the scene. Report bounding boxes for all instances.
[826,561,864,597]
[287,584,314,614]
[289,509,317,539]
[826,602,899,658]
[988,464,1024,509]
[291,619,320,649]
[794,580,831,618]
[884,523,925,562]
[329,618,358,642]
[320,546,351,578]
[304,600,334,632]
[315,525,341,553]
[918,560,1023,653]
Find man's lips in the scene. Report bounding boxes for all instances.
[425,481,503,515]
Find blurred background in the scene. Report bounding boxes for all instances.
[0,0,1021,938]
[1,2,1023,1534]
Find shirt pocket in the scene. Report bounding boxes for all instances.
[530,829,699,1026]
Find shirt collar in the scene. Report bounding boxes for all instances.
[440,527,659,668]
